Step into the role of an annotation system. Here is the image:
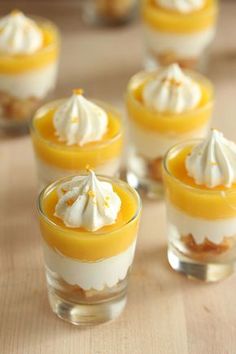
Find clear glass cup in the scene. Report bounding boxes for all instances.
[30,99,123,190]
[82,0,138,26]
[163,140,236,282]
[37,175,141,325]
[0,16,60,135]
[141,0,218,72]
[125,70,214,199]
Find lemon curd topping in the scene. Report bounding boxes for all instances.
[0,18,59,74]
[163,144,236,220]
[31,102,123,169]
[142,0,218,33]
[126,71,213,133]
[39,180,140,261]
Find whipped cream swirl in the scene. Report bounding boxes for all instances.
[186,130,236,188]
[0,10,43,55]
[53,90,108,146]
[55,171,121,231]
[143,64,202,114]
[156,0,205,13]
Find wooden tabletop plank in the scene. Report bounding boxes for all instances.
[1,1,236,353]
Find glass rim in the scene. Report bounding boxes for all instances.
[127,69,214,117]
[0,14,60,58]
[163,138,236,196]
[37,173,142,236]
[30,98,123,151]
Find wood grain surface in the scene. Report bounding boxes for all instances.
[1,1,236,353]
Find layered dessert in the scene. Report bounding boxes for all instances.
[38,170,141,324]
[163,130,236,281]
[126,63,213,197]
[30,89,123,188]
[142,0,218,70]
[0,10,59,132]
[84,0,137,25]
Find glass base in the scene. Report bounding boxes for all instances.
[48,287,127,326]
[82,0,136,26]
[126,170,164,199]
[125,149,164,199]
[168,246,235,282]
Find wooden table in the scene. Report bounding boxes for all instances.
[1,1,236,353]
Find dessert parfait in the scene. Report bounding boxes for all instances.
[126,63,213,197]
[83,0,137,25]
[30,89,123,188]
[0,10,59,133]
[142,0,218,71]
[163,130,236,281]
[38,170,141,325]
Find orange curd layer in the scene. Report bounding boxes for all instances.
[126,73,213,133]
[39,181,140,261]
[0,20,59,74]
[163,145,236,219]
[31,104,123,169]
[142,0,218,33]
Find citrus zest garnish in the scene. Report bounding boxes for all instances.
[161,77,182,87]
[87,190,95,198]
[66,199,74,206]
[11,9,21,16]
[73,88,84,96]
[104,201,110,208]
[86,164,91,172]
[71,116,78,124]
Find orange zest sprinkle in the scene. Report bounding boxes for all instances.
[73,88,84,96]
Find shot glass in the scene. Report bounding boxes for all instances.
[141,0,218,72]
[0,16,60,134]
[125,70,214,198]
[37,175,141,325]
[30,99,123,189]
[83,0,137,26]
[163,140,236,282]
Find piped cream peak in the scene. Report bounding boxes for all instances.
[186,129,236,188]
[55,171,121,231]
[142,63,202,114]
[0,11,43,54]
[53,91,108,146]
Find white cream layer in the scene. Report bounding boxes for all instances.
[0,62,58,99]
[43,240,136,291]
[129,120,209,159]
[144,25,216,59]
[167,202,236,245]
[36,157,121,189]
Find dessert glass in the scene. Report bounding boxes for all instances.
[0,16,60,134]
[125,70,214,198]
[163,140,236,282]
[83,0,137,26]
[141,0,218,71]
[30,99,123,189]
[37,175,141,325]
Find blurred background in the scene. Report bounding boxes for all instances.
[0,0,235,139]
